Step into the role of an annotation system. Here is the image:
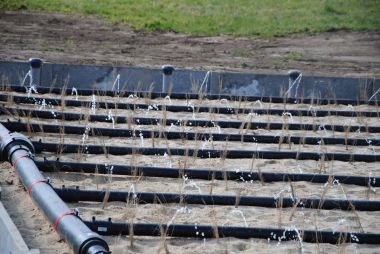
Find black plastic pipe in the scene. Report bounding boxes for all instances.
[3,120,379,146]
[0,124,110,254]
[2,106,380,133]
[54,187,380,211]
[4,85,378,106]
[84,219,380,244]
[28,57,43,86]
[32,141,380,162]
[35,159,380,187]
[1,93,378,117]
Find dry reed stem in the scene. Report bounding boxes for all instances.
[344,125,351,150]
[26,112,33,137]
[151,130,156,148]
[276,192,284,227]
[157,226,169,254]
[209,172,215,195]
[101,187,111,209]
[128,219,135,248]
[288,200,300,221]
[318,176,333,210]
[234,189,242,208]
[6,92,14,105]
[349,202,364,233]
[220,141,228,190]
[60,82,67,113]
[289,179,296,201]
[313,214,321,254]
[95,165,100,190]
[99,135,109,159]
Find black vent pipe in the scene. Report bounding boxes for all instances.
[0,124,110,254]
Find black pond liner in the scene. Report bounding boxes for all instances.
[36,160,379,187]
[32,141,380,162]
[54,187,380,211]
[3,121,379,146]
[2,106,380,133]
[84,219,380,244]
[4,85,378,105]
[1,93,378,117]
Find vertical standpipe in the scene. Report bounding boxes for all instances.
[0,124,109,254]
[161,64,175,93]
[28,58,43,86]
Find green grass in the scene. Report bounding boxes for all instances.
[229,49,255,57]
[1,0,380,37]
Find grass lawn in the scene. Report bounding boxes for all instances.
[1,0,379,37]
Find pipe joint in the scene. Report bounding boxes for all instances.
[0,132,35,162]
[80,238,111,254]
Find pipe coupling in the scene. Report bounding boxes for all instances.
[0,132,35,162]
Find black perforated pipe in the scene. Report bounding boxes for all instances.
[84,219,380,244]
[36,159,379,187]
[3,121,378,146]
[32,141,380,162]
[2,106,379,133]
[55,187,380,211]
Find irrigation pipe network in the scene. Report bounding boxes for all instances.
[0,123,110,254]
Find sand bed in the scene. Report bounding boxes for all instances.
[0,89,379,253]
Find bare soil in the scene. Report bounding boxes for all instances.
[0,11,380,77]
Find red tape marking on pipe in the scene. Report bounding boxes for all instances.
[54,210,76,232]
[27,178,48,195]
[12,153,30,169]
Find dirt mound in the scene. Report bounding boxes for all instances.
[0,10,380,77]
